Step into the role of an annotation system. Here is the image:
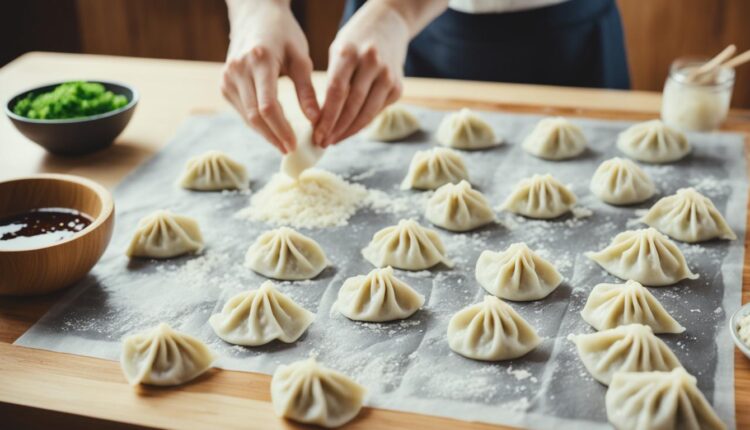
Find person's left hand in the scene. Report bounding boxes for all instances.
[313,2,410,147]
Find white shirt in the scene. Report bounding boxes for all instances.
[449,0,569,14]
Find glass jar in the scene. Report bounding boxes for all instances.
[661,57,735,132]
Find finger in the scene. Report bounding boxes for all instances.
[233,73,287,154]
[287,55,320,123]
[326,47,380,146]
[250,47,296,152]
[315,44,358,147]
[334,70,393,143]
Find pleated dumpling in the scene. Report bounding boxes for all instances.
[425,180,495,232]
[401,147,469,190]
[569,324,682,385]
[522,117,587,160]
[475,243,562,301]
[209,281,314,346]
[586,228,698,286]
[641,187,736,243]
[447,295,541,361]
[245,227,328,280]
[336,266,424,322]
[590,157,655,205]
[617,119,690,163]
[126,210,203,259]
[362,219,452,270]
[120,323,216,386]
[436,108,498,150]
[581,280,685,334]
[501,174,577,219]
[606,368,726,430]
[281,124,324,179]
[271,358,366,428]
[179,150,248,191]
[365,105,420,141]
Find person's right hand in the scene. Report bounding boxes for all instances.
[222,0,319,153]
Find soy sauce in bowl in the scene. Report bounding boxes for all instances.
[0,207,93,251]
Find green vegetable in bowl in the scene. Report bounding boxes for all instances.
[13,81,129,120]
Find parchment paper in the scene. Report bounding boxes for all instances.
[15,108,747,429]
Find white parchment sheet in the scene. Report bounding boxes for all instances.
[15,108,747,429]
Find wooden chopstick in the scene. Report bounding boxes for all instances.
[722,49,750,69]
[687,44,736,82]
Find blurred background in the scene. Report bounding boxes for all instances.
[2,0,749,108]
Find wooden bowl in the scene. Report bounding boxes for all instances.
[0,174,114,295]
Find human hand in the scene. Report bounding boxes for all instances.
[222,0,319,153]
[313,1,411,148]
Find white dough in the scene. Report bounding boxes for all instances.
[365,105,420,141]
[125,210,203,259]
[475,242,562,301]
[617,119,690,163]
[335,266,424,322]
[401,147,469,190]
[245,227,328,280]
[425,180,495,232]
[281,124,325,179]
[178,150,248,191]
[522,117,587,160]
[120,323,216,386]
[209,281,314,346]
[501,174,577,219]
[590,157,655,205]
[271,358,366,428]
[362,219,452,271]
[436,108,498,149]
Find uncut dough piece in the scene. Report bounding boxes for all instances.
[475,242,562,301]
[271,358,366,428]
[501,174,577,219]
[581,280,685,333]
[586,228,698,286]
[209,281,314,346]
[425,180,495,232]
[401,147,469,190]
[569,324,682,385]
[281,124,325,179]
[365,105,420,141]
[617,119,690,163]
[590,157,655,205]
[606,368,726,430]
[641,187,736,243]
[522,117,587,160]
[178,150,248,191]
[436,108,498,149]
[125,210,203,259]
[245,227,328,280]
[448,295,541,361]
[120,323,216,386]
[362,219,452,270]
[336,266,424,322]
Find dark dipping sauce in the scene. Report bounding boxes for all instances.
[0,208,93,251]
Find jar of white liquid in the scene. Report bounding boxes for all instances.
[661,58,735,132]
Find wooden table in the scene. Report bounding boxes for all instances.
[1,52,749,430]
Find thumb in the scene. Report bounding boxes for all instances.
[287,55,320,123]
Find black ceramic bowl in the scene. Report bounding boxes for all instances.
[5,81,138,156]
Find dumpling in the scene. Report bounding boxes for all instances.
[281,124,325,179]
[448,295,541,361]
[590,157,655,205]
[606,368,726,430]
[271,358,366,428]
[245,227,328,280]
[335,266,424,322]
[209,281,314,346]
[522,117,587,160]
[365,105,420,141]
[125,210,203,259]
[436,108,498,150]
[641,187,736,243]
[120,323,216,386]
[362,219,452,271]
[401,147,469,190]
[581,280,685,334]
[617,119,690,163]
[586,228,698,286]
[475,242,562,301]
[501,174,577,219]
[569,324,682,385]
[178,150,248,191]
[425,180,495,232]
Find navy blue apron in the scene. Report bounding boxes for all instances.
[340,0,630,89]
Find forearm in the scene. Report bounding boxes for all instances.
[373,0,449,37]
[226,0,291,40]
